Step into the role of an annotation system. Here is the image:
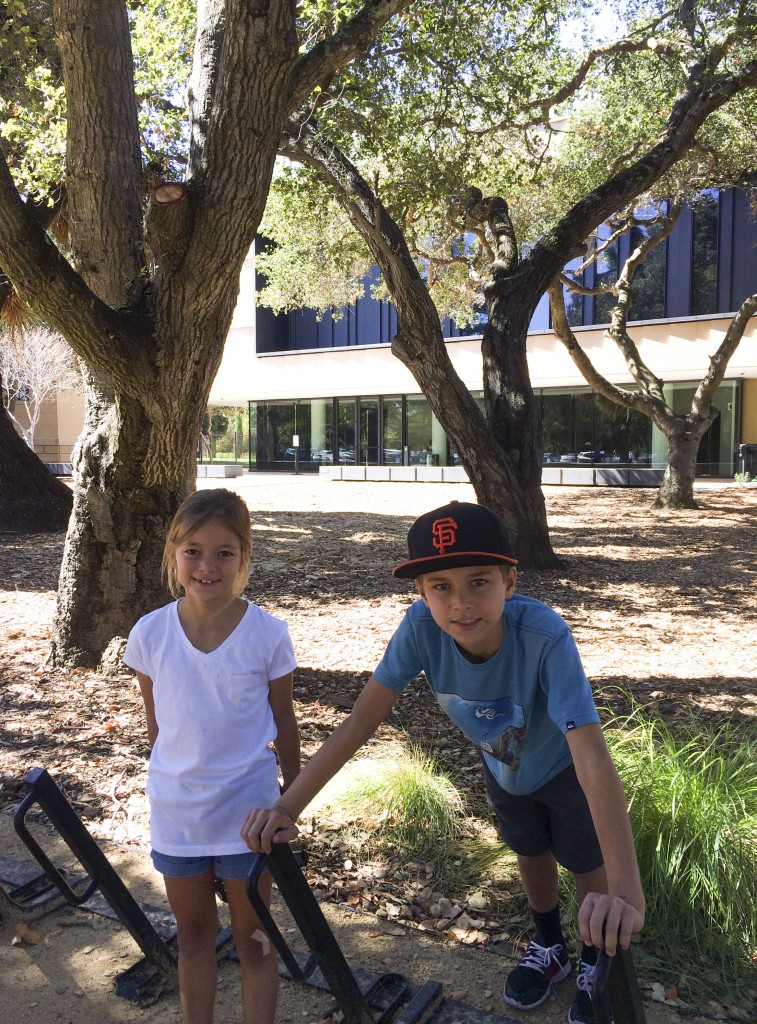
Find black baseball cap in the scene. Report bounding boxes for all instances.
[393,500,518,579]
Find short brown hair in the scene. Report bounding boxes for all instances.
[162,489,252,597]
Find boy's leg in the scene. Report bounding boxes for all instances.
[480,760,572,1010]
[163,870,220,1024]
[517,850,559,914]
[223,874,279,1024]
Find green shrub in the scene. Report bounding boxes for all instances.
[603,704,757,997]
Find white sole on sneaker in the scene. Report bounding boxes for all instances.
[503,958,572,1009]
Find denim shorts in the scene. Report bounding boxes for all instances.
[151,849,259,880]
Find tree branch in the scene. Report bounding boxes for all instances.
[52,0,145,306]
[0,150,148,386]
[547,278,667,424]
[693,291,757,415]
[286,0,416,113]
[520,52,757,301]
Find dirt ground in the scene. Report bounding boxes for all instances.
[1,476,756,1024]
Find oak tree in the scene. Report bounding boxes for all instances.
[0,0,414,664]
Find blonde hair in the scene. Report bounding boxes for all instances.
[162,489,252,597]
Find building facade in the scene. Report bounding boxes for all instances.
[18,187,757,480]
[208,187,757,481]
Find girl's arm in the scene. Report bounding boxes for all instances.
[566,722,645,954]
[269,671,300,791]
[136,671,158,749]
[242,675,399,852]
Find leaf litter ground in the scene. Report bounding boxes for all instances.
[0,478,755,1024]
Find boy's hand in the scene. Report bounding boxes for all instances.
[241,806,299,853]
[578,892,644,956]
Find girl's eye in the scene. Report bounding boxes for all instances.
[219,550,235,558]
[183,548,199,557]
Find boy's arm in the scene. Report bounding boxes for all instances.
[269,671,301,791]
[136,672,158,748]
[242,675,399,853]
[566,723,645,955]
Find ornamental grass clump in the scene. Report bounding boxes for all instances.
[603,704,757,998]
[308,743,466,862]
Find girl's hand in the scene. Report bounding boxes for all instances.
[241,806,299,853]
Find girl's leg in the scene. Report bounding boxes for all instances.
[164,870,220,1024]
[223,873,278,1024]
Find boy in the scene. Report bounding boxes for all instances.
[243,501,644,1024]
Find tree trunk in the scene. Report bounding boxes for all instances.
[0,388,73,532]
[653,418,713,510]
[480,269,557,568]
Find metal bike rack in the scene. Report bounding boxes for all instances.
[247,843,434,1024]
[11,767,177,990]
[593,946,647,1024]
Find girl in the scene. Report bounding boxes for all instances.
[124,488,299,1024]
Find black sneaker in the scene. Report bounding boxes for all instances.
[504,938,572,1010]
[567,959,596,1024]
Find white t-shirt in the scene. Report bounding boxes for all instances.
[124,600,296,856]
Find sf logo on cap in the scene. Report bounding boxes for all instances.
[432,516,458,554]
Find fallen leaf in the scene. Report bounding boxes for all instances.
[15,923,41,945]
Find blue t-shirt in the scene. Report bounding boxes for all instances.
[374,593,599,796]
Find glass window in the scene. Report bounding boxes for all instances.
[593,227,619,324]
[563,257,584,327]
[253,402,297,469]
[248,403,257,469]
[359,398,379,464]
[337,399,357,464]
[405,396,447,466]
[383,397,403,465]
[592,395,651,464]
[541,393,575,463]
[306,398,334,466]
[691,191,719,316]
[630,203,667,321]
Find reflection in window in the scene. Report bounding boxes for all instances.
[630,203,667,320]
[541,393,575,462]
[562,258,584,327]
[540,392,652,464]
[337,399,356,463]
[691,191,719,316]
[383,398,403,465]
[360,398,379,464]
[593,227,619,324]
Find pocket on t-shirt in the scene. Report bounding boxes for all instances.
[224,672,269,712]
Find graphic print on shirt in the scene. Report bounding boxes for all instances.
[435,692,527,771]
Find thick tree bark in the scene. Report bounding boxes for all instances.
[0,0,412,665]
[0,388,73,532]
[653,423,712,510]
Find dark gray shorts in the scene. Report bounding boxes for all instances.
[480,760,603,875]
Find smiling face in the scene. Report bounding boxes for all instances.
[415,564,517,662]
[174,518,247,604]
